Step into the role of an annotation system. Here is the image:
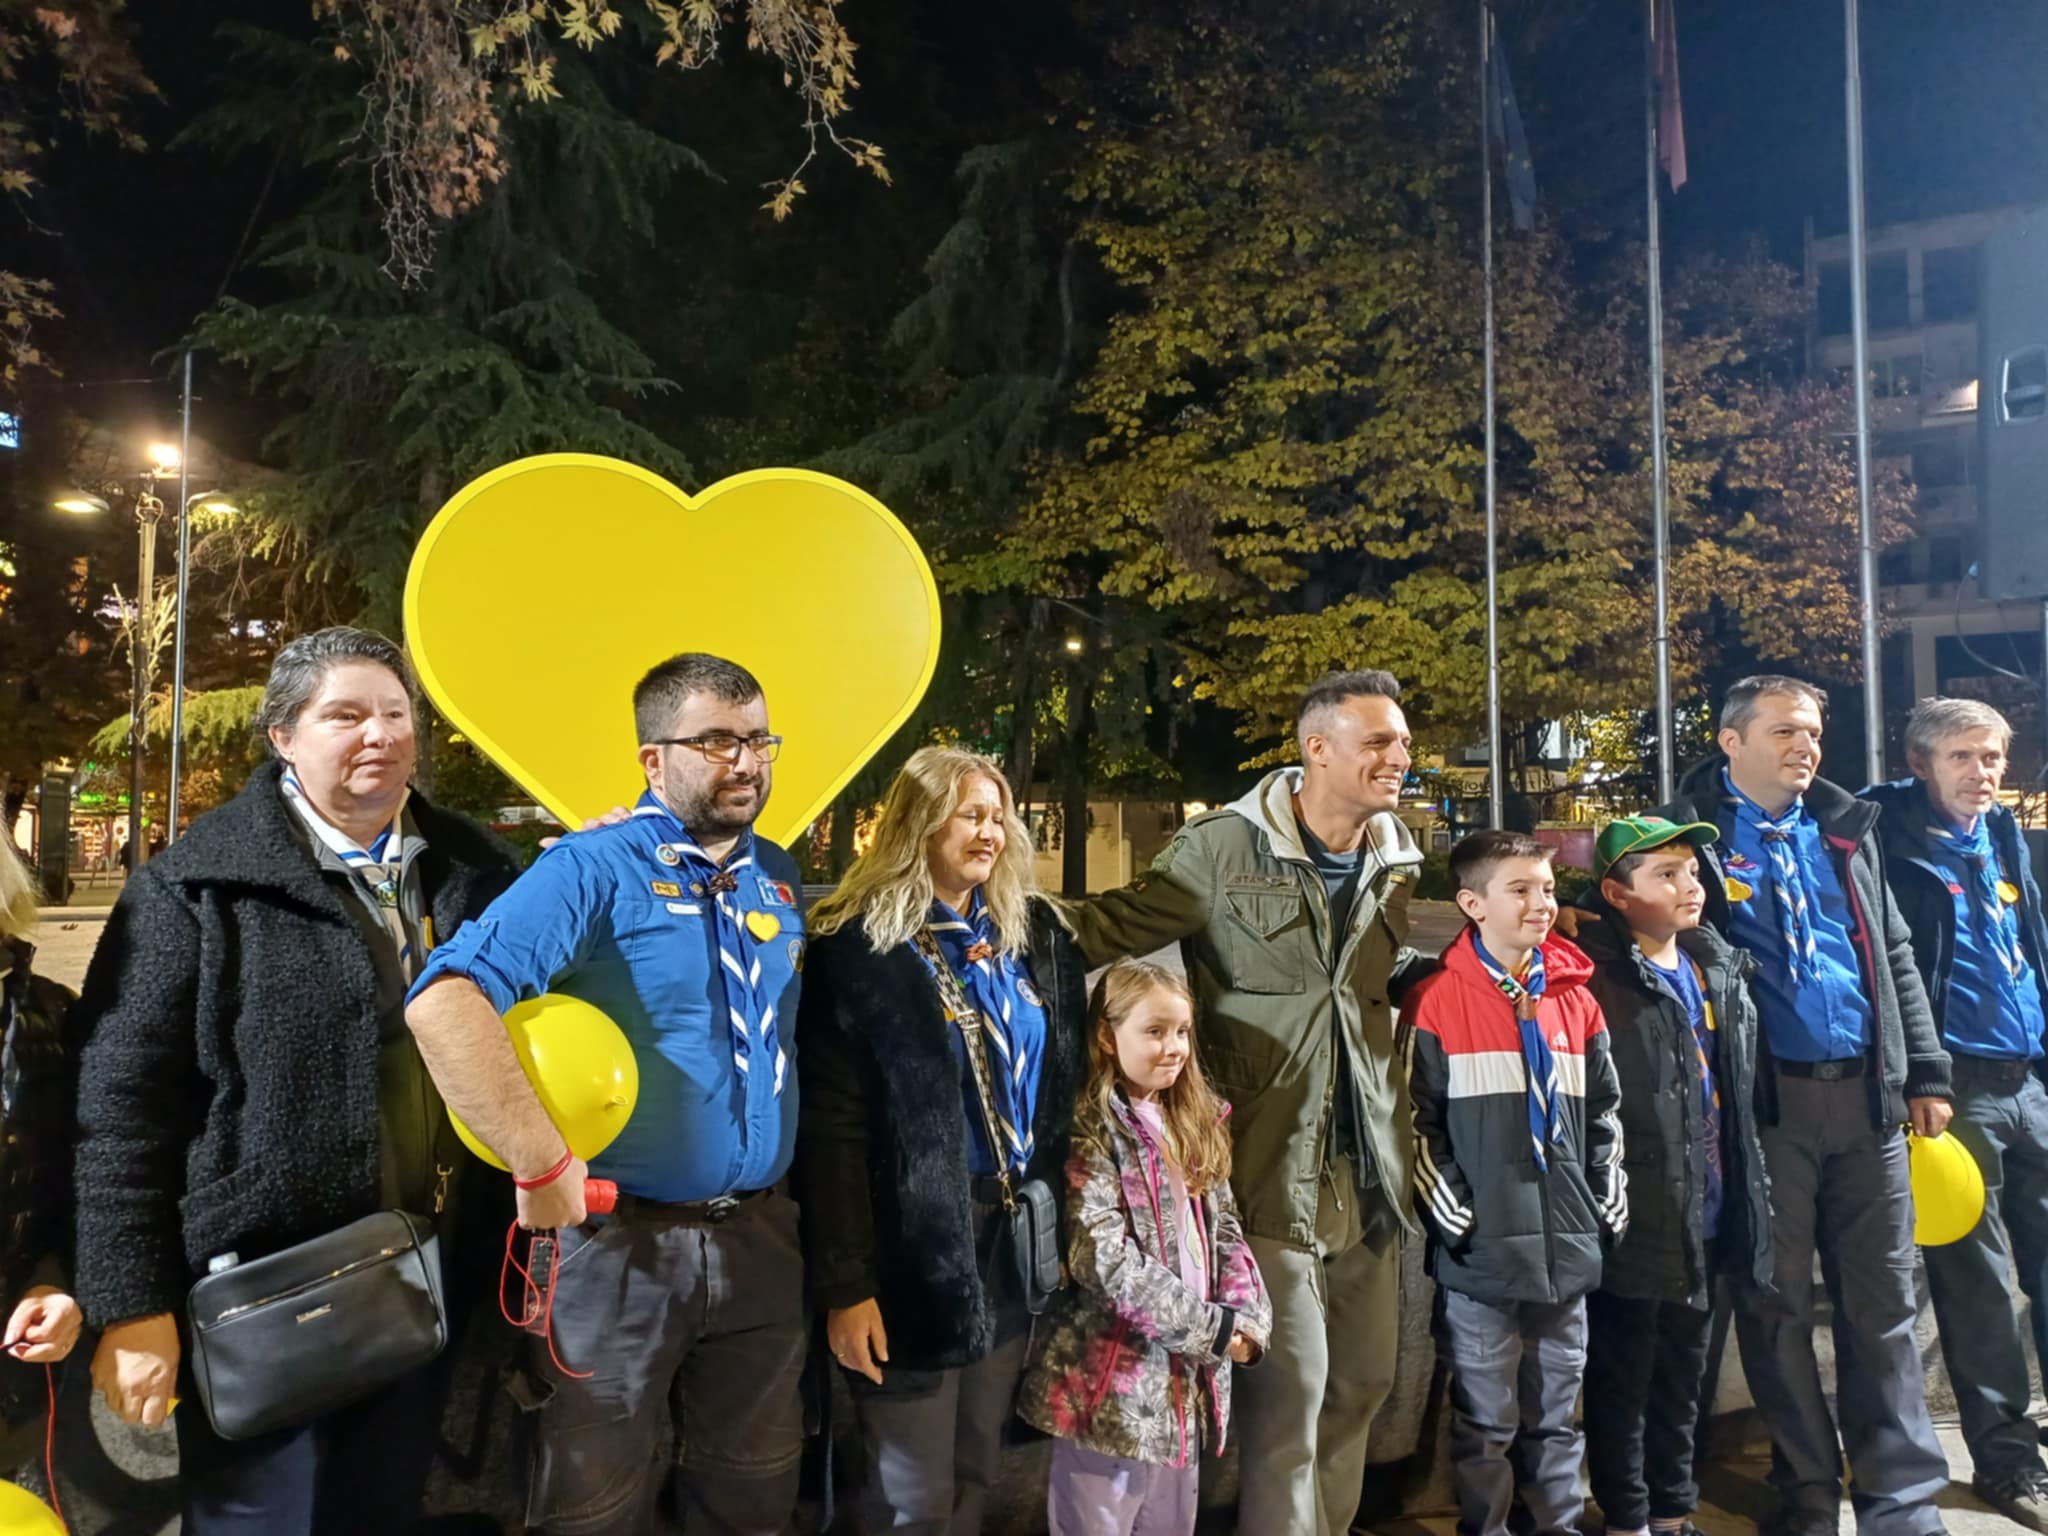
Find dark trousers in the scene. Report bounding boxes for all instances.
[1734,1073,1948,1536]
[844,1194,1031,1535]
[519,1189,808,1535]
[1583,1291,1714,1529]
[1923,1060,2048,1483]
[1437,1287,1589,1536]
[176,1364,440,1535]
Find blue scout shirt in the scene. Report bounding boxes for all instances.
[1926,823,2048,1062]
[1720,770,1873,1062]
[410,791,804,1202]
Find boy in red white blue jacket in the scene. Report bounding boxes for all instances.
[1410,831,1628,1536]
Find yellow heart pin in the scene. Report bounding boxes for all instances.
[404,456,940,847]
[1999,880,2021,906]
[746,910,783,943]
[1725,877,1754,903]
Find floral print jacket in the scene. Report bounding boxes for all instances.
[1017,1090,1271,1468]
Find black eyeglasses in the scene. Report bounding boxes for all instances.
[651,733,785,765]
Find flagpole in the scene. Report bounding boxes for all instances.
[1845,0,1885,784]
[1646,0,1675,805]
[1481,0,1505,831]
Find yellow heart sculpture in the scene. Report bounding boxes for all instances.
[404,455,941,847]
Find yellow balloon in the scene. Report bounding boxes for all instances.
[1909,1129,1986,1247]
[0,1480,64,1536]
[402,456,941,848]
[449,993,639,1171]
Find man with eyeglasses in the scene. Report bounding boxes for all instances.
[406,652,808,1536]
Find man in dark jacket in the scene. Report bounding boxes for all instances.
[1863,697,2048,1529]
[1654,675,1952,1536]
[1575,816,1774,1536]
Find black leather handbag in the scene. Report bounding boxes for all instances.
[185,1209,449,1441]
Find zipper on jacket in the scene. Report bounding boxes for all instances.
[1826,835,1889,1099]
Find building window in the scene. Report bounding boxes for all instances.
[1923,245,1980,324]
[1814,254,1909,333]
[1869,253,1910,330]
[1818,261,1851,336]
[1875,354,1922,398]
[1879,541,1915,585]
[1927,535,1964,583]
[1911,434,1973,488]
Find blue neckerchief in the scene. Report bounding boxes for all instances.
[631,792,785,1096]
[1723,767,1819,985]
[921,893,1043,1176]
[1473,934,1560,1171]
[1928,813,2024,983]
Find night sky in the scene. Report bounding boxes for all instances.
[25,0,2048,446]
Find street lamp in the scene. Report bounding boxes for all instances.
[52,473,238,872]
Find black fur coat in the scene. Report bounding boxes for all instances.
[69,761,518,1326]
[795,897,1086,1371]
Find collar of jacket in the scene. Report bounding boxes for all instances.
[1673,752,1879,844]
[1441,923,1596,993]
[1226,766,1424,874]
[142,759,478,908]
[1573,890,1751,994]
[1860,774,2024,863]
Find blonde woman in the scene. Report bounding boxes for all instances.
[797,746,1088,1535]
[0,841,84,1443]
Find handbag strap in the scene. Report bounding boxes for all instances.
[914,927,1016,1210]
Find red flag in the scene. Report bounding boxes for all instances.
[1654,0,1687,191]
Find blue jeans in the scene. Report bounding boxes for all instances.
[1924,1060,2048,1484]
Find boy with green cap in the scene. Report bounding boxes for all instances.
[1575,816,1777,1536]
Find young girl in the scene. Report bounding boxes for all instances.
[1019,959,1270,1536]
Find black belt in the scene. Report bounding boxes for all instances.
[1953,1055,2036,1087]
[624,1186,775,1224]
[1776,1056,1867,1081]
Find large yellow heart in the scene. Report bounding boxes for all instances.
[403,455,940,847]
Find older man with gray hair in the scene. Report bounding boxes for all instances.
[1864,697,2048,1529]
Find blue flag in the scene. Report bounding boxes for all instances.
[1488,12,1537,232]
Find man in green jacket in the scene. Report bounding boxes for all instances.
[1066,669,1432,1536]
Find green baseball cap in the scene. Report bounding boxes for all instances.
[1594,814,1719,879]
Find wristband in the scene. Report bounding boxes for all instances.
[514,1148,575,1191]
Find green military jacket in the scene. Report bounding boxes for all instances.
[1065,768,1431,1250]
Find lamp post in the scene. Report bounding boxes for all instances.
[54,453,237,871]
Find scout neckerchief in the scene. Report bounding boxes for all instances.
[1473,934,1561,1171]
[280,768,423,978]
[1724,768,1819,985]
[915,893,1042,1178]
[632,792,786,1096]
[1928,812,2025,983]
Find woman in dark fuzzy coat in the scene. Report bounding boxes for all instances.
[798,745,1088,1535]
[0,840,84,1457]
[70,626,518,1536]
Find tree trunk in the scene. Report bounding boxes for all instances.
[1004,599,1047,805]
[1061,657,1092,898]
[829,795,856,878]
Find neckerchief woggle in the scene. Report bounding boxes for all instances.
[633,792,786,1096]
[281,767,423,977]
[1473,934,1561,1171]
[919,892,1042,1176]
[1723,768,1820,986]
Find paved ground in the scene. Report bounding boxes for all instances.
[23,901,2042,1533]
